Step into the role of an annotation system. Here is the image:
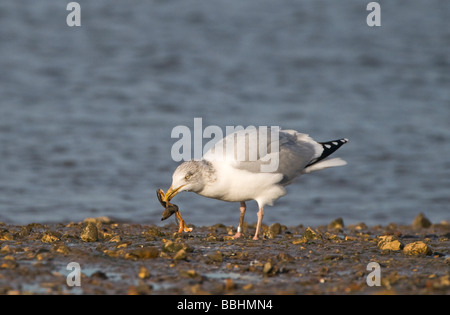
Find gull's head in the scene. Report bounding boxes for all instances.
[164,161,206,201]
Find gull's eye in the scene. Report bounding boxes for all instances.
[185,173,191,180]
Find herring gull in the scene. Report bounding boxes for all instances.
[163,128,348,240]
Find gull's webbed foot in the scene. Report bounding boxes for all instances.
[232,232,244,239]
[176,212,193,233]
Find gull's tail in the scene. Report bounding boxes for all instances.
[302,138,348,174]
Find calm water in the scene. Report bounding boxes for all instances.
[0,1,449,226]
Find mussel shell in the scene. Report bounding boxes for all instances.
[156,189,179,220]
[161,203,179,221]
[156,189,166,207]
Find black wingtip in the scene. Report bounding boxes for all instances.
[306,138,348,167]
[319,138,348,156]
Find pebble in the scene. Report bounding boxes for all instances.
[179,269,199,278]
[377,235,403,251]
[128,284,152,295]
[242,283,254,291]
[263,262,272,274]
[53,244,70,255]
[403,241,432,256]
[90,271,108,280]
[162,240,184,253]
[138,266,151,279]
[266,223,283,238]
[350,222,368,231]
[303,227,322,240]
[277,252,294,262]
[0,244,11,254]
[225,278,236,291]
[412,213,432,229]
[328,218,344,230]
[0,232,13,241]
[174,249,187,261]
[41,233,60,243]
[0,259,18,269]
[109,235,121,243]
[145,226,164,237]
[80,222,99,242]
[207,251,223,263]
[125,247,160,260]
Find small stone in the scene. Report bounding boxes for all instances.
[242,283,254,291]
[179,269,199,278]
[326,233,341,241]
[0,232,13,241]
[225,278,236,291]
[128,284,152,295]
[351,222,368,230]
[0,244,11,254]
[41,233,60,243]
[403,241,432,256]
[267,223,282,238]
[207,251,223,263]
[0,259,18,269]
[36,252,51,261]
[3,255,15,261]
[292,238,307,245]
[303,227,322,240]
[174,249,187,261]
[328,218,344,230]
[91,271,108,280]
[377,235,403,251]
[145,226,164,237]
[162,240,184,253]
[412,213,432,229]
[438,274,450,287]
[80,222,98,242]
[189,284,209,295]
[263,262,273,274]
[205,233,223,242]
[53,244,70,255]
[138,266,151,279]
[277,252,294,262]
[125,247,159,260]
[103,249,122,258]
[109,235,121,243]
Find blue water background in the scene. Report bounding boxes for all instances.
[0,1,449,226]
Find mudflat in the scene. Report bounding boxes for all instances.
[0,214,448,295]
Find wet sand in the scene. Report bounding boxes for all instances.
[0,214,449,295]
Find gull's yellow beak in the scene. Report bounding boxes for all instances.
[164,185,185,202]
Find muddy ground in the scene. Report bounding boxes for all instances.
[0,214,449,295]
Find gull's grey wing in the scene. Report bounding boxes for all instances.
[203,128,323,184]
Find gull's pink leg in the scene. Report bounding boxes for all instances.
[232,201,246,239]
[253,207,264,240]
